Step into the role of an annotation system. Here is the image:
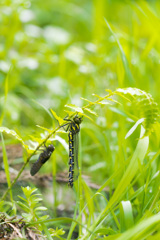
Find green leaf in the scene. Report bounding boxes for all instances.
[94,227,117,235]
[50,109,64,125]
[105,89,113,94]
[38,215,49,221]
[90,126,149,235]
[97,101,110,105]
[23,186,37,195]
[49,227,65,237]
[32,99,53,119]
[120,201,134,232]
[125,118,145,139]
[17,195,28,203]
[22,213,33,222]
[116,87,145,96]
[80,112,93,121]
[42,223,53,240]
[92,93,101,98]
[0,127,28,150]
[109,106,133,119]
[1,133,13,202]
[0,201,4,210]
[65,104,83,113]
[80,97,93,103]
[104,19,135,85]
[35,206,47,212]
[63,110,75,116]
[107,126,149,209]
[117,214,160,240]
[31,197,43,203]
[0,69,10,125]
[84,108,98,116]
[16,201,30,212]
[116,88,159,136]
[36,125,52,133]
[115,92,132,102]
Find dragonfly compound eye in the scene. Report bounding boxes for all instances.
[73,116,82,124]
[47,144,55,152]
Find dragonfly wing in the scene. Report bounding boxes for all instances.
[73,132,79,181]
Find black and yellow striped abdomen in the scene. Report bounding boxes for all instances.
[67,116,82,187]
[68,131,74,187]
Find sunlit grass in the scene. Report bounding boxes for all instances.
[1,0,160,239]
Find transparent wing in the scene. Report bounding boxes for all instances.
[73,132,79,181]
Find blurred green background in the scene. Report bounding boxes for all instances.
[1,0,160,194]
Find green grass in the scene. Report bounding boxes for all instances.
[1,0,160,239]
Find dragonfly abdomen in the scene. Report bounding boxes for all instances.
[68,131,74,187]
[67,116,82,187]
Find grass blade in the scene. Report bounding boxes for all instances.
[104,18,135,85]
[1,133,13,202]
[120,201,134,232]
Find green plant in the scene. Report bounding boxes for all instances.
[17,186,48,223]
[17,186,65,239]
[1,1,160,239]
[1,86,160,239]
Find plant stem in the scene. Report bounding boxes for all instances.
[1,126,60,201]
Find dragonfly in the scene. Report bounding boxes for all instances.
[63,115,83,187]
[30,144,55,176]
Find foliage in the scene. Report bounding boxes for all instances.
[17,186,64,239]
[17,186,48,223]
[116,88,160,136]
[1,0,160,240]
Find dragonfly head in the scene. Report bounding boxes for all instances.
[47,144,55,152]
[73,116,83,125]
